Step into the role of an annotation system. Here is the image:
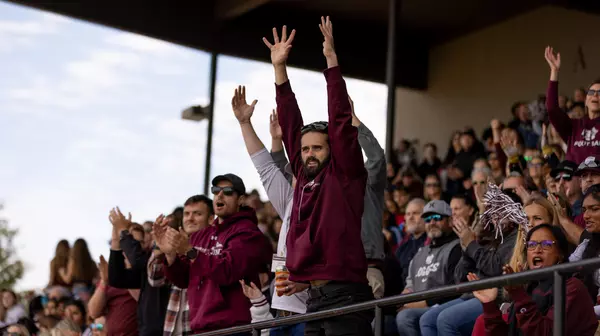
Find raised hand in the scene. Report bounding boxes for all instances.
[452,216,476,249]
[109,207,132,231]
[544,46,561,73]
[152,215,174,253]
[231,85,257,124]
[467,273,498,303]
[166,227,192,255]
[319,16,335,58]
[263,26,296,66]
[98,255,108,283]
[269,109,282,140]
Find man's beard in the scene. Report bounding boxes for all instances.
[303,156,330,179]
[426,225,442,239]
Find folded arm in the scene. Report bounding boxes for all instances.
[198,229,269,286]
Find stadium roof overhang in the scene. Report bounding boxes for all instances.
[6,0,600,90]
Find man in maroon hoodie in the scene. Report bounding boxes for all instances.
[262,16,374,335]
[153,173,271,335]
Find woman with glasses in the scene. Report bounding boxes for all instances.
[470,224,597,335]
[545,46,600,165]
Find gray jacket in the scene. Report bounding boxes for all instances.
[357,123,386,261]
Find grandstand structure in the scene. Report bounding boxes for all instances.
[5,0,600,160]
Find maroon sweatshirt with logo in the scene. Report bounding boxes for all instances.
[276,66,368,283]
[547,80,600,165]
[164,209,271,333]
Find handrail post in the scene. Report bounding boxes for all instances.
[374,306,383,336]
[553,271,565,336]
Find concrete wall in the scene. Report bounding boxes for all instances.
[394,5,600,156]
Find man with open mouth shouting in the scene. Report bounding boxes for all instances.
[263,16,374,336]
[154,174,272,336]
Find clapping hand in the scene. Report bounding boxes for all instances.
[263,26,296,66]
[231,85,257,124]
[453,216,476,249]
[98,255,109,284]
[166,227,192,255]
[239,280,263,300]
[152,214,174,253]
[467,273,498,303]
[109,207,132,232]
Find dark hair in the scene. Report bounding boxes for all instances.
[28,295,44,319]
[184,195,214,215]
[129,223,144,237]
[525,224,569,260]
[301,121,328,135]
[511,101,526,116]
[424,143,437,152]
[451,193,477,210]
[63,299,87,321]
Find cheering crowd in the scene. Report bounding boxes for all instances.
[4,15,600,336]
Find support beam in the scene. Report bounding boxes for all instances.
[203,53,218,196]
[385,0,399,161]
[215,0,272,19]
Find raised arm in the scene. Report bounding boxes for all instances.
[353,102,386,188]
[147,250,167,287]
[263,26,304,176]
[232,88,293,217]
[269,110,291,177]
[544,46,572,141]
[320,16,366,179]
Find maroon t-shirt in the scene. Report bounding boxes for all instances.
[105,286,138,336]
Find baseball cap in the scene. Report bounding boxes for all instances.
[575,156,600,176]
[421,200,452,218]
[211,173,246,195]
[550,160,577,178]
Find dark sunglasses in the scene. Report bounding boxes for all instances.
[526,240,556,250]
[554,174,572,182]
[424,214,445,223]
[211,186,235,196]
[301,121,328,135]
[587,89,600,96]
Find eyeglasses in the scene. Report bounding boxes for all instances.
[587,89,600,96]
[90,323,105,331]
[211,186,235,196]
[526,240,556,250]
[424,214,445,223]
[301,121,328,135]
[554,174,572,182]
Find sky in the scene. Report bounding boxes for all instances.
[0,1,387,290]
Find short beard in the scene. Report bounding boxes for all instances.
[303,156,330,179]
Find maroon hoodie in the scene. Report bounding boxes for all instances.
[276,66,368,283]
[547,80,600,165]
[164,208,271,333]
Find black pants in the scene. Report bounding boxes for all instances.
[304,282,374,336]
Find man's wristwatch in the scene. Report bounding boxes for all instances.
[185,248,198,260]
[119,229,130,241]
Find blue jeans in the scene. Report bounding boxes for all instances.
[269,323,305,336]
[395,308,429,336]
[419,298,483,336]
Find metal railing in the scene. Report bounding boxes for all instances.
[196,257,600,336]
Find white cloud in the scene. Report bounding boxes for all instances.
[105,32,192,59]
[0,11,65,52]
